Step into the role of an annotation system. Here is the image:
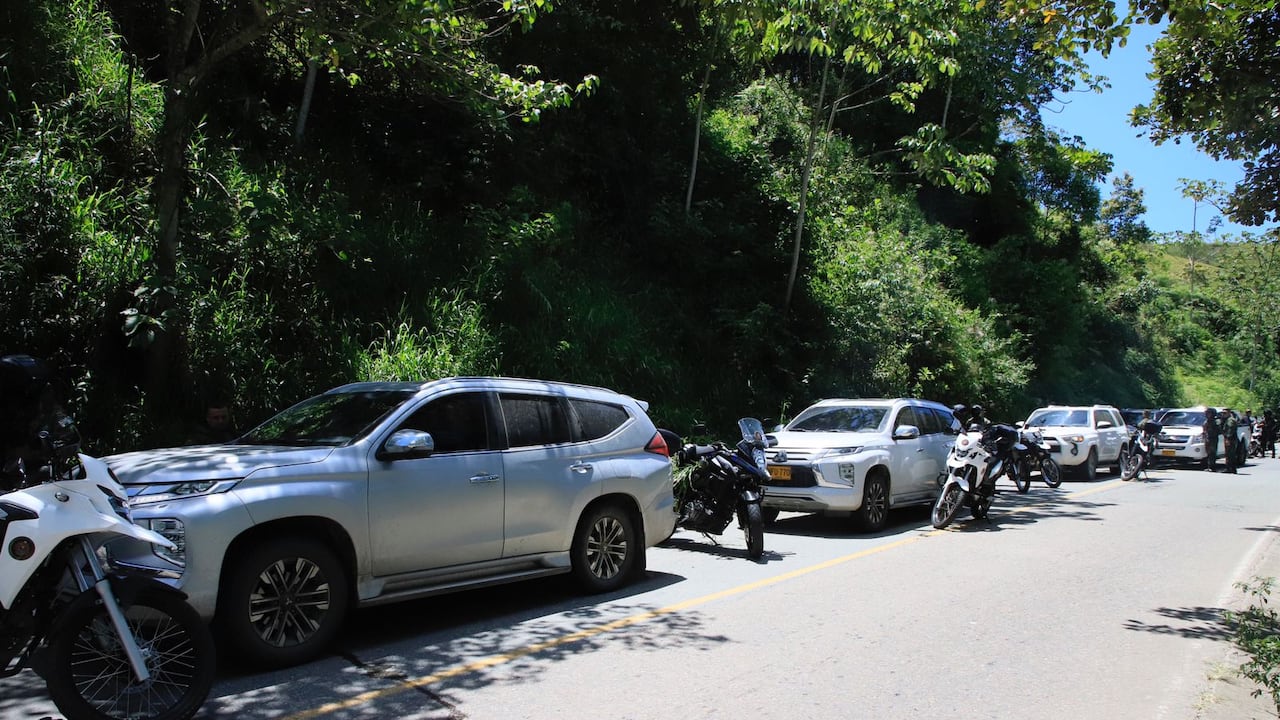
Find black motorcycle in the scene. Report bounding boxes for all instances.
[1014,426,1062,490]
[933,423,1023,528]
[670,418,773,559]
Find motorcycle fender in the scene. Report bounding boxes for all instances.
[739,489,762,504]
[953,472,973,494]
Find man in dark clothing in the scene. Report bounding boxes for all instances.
[1221,408,1239,474]
[1204,407,1220,471]
[1263,410,1278,459]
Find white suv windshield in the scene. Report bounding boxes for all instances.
[240,390,416,446]
[1160,411,1204,426]
[787,406,888,433]
[1027,409,1089,427]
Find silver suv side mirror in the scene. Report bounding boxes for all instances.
[893,425,921,440]
[382,429,435,458]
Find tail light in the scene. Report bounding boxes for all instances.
[644,431,670,457]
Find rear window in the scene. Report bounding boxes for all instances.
[568,399,630,442]
[500,393,572,448]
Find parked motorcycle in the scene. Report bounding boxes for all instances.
[1015,426,1063,490]
[1,431,215,720]
[932,423,1023,529]
[1249,423,1263,459]
[1122,421,1162,481]
[670,418,773,559]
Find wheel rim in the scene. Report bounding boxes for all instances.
[586,515,627,580]
[248,557,332,648]
[935,484,963,522]
[69,607,200,717]
[865,479,888,526]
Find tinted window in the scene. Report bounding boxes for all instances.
[241,390,415,446]
[569,399,629,442]
[1093,409,1112,427]
[894,406,919,430]
[919,407,947,435]
[501,394,572,448]
[396,392,491,453]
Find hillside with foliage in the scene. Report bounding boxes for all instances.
[1,0,1277,450]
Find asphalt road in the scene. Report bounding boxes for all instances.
[5,459,1280,720]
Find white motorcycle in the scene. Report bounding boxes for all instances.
[0,435,214,720]
[932,424,1022,529]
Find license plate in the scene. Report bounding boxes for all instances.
[768,465,792,481]
[1161,449,1177,456]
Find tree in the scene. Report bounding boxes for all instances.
[1100,173,1152,245]
[1131,0,1280,226]
[123,0,594,407]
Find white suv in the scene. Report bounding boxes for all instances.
[760,398,957,531]
[1154,407,1250,466]
[105,378,676,669]
[1023,405,1130,480]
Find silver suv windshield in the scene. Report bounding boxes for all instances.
[239,390,416,446]
[1027,409,1089,427]
[787,406,888,433]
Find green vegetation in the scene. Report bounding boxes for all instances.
[0,0,1276,449]
[1226,576,1280,713]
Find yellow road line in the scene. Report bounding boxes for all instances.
[282,480,1125,720]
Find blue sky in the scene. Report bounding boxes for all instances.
[1040,22,1268,239]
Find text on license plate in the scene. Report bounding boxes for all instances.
[768,465,792,481]
[1161,449,1177,456]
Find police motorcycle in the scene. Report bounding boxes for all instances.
[668,418,773,560]
[932,422,1024,529]
[0,355,214,720]
[1014,425,1062,490]
[1122,419,1162,481]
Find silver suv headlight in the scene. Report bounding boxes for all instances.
[130,479,240,506]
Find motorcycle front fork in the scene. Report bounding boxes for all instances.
[71,537,152,683]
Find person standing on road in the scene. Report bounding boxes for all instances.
[1263,409,1278,459]
[1204,407,1221,471]
[1221,408,1239,474]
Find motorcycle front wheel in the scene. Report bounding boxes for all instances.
[740,503,765,560]
[46,590,215,720]
[1122,451,1146,481]
[1040,458,1063,488]
[931,482,965,529]
[1011,462,1031,494]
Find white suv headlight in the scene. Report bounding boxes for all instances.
[130,479,240,506]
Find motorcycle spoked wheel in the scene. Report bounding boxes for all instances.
[1121,451,1146,481]
[1039,458,1063,488]
[45,590,215,720]
[1011,463,1031,494]
[931,481,966,529]
[739,503,765,560]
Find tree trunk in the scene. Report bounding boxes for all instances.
[295,58,318,145]
[784,53,832,314]
[684,64,713,216]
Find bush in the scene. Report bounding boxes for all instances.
[1226,576,1280,713]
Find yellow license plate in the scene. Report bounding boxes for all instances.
[1160,449,1177,456]
[768,465,792,481]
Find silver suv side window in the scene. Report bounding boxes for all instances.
[396,392,492,453]
[1093,409,1110,428]
[917,407,946,435]
[568,399,629,442]
[895,406,919,431]
[500,393,573,448]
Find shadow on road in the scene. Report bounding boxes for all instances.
[1123,605,1233,641]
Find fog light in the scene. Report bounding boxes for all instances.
[9,536,35,561]
[145,518,187,567]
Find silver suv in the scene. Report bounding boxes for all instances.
[1023,405,1129,480]
[760,398,957,531]
[105,378,676,668]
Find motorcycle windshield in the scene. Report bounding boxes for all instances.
[738,418,767,469]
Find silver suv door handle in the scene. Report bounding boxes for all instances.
[469,473,500,484]
[570,462,592,474]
